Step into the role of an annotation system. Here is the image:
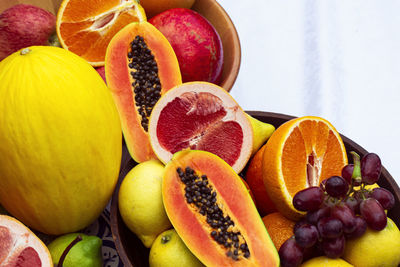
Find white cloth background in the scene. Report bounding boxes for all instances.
[217,0,400,186]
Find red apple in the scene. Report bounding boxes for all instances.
[0,4,56,60]
[149,8,223,84]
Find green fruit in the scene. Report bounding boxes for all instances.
[149,229,204,267]
[118,160,172,248]
[343,217,400,267]
[47,233,102,267]
[246,113,275,155]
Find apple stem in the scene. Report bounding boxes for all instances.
[57,235,83,267]
[20,48,31,55]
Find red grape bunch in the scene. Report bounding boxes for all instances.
[278,152,396,267]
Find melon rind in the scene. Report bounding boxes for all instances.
[0,46,122,235]
[149,81,253,173]
[162,150,280,267]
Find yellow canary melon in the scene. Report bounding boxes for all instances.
[0,46,122,235]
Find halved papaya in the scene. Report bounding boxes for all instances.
[105,21,182,163]
[162,150,280,267]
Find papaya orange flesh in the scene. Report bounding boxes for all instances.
[105,21,181,163]
[163,150,280,267]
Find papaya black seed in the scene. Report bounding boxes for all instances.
[176,166,251,260]
[128,35,161,132]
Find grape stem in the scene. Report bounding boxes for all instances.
[350,151,361,179]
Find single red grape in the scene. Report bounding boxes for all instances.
[325,176,349,198]
[341,164,354,184]
[294,223,319,248]
[331,203,357,234]
[279,237,304,267]
[317,217,343,239]
[293,187,324,212]
[322,235,345,258]
[360,198,387,231]
[345,216,367,239]
[370,187,395,210]
[361,153,382,185]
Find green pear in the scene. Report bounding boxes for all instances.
[47,233,102,267]
[246,113,275,155]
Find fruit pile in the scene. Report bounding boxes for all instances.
[0,0,399,267]
[279,152,396,266]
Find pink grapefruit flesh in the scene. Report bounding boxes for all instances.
[149,82,252,173]
[0,215,52,267]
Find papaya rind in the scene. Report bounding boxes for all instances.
[162,149,279,267]
[105,21,182,163]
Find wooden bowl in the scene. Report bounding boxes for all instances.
[0,0,240,92]
[191,0,241,92]
[110,111,400,267]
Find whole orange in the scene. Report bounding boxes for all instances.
[246,144,277,216]
[140,0,195,18]
[262,212,296,251]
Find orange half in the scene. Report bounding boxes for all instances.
[262,116,348,220]
[56,0,146,66]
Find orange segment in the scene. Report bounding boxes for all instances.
[56,0,146,66]
[262,116,348,220]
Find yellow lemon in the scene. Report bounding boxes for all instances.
[343,217,400,267]
[149,229,204,267]
[246,113,275,156]
[118,160,172,248]
[300,256,353,267]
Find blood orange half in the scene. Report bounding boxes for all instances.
[0,215,52,267]
[148,82,253,173]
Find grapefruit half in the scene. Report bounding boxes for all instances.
[148,82,253,173]
[0,215,52,266]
